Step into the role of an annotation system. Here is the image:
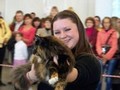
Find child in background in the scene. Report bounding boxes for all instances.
[13,32,28,67]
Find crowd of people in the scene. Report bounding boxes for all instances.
[0,6,120,90]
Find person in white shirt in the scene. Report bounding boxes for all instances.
[13,32,28,67]
[8,10,24,65]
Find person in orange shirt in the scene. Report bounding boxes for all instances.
[96,17,118,90]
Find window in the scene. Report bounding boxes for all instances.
[112,0,120,17]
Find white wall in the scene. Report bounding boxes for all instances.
[95,0,113,19]
[0,0,5,17]
[60,0,95,24]
[1,0,95,24]
[87,0,95,17]
[1,0,115,24]
[4,0,45,22]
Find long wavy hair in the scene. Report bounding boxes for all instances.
[51,10,92,57]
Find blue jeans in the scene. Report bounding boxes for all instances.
[96,59,117,90]
[105,59,117,90]
[27,45,34,60]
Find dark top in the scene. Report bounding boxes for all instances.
[38,54,101,90]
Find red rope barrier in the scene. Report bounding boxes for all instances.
[102,74,120,78]
[0,64,14,68]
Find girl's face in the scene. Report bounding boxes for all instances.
[50,9,58,18]
[24,17,32,25]
[15,34,22,42]
[117,19,120,28]
[53,18,79,49]
[103,18,111,30]
[86,20,94,28]
[94,17,100,27]
[34,21,40,28]
[44,20,51,29]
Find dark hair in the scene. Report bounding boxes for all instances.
[51,10,92,56]
[111,16,118,20]
[16,10,24,15]
[31,12,36,15]
[51,6,58,10]
[15,32,23,37]
[85,17,95,27]
[111,16,118,29]
[45,17,52,23]
[32,17,41,29]
[0,16,3,19]
[102,17,112,29]
[24,13,32,20]
[94,16,101,21]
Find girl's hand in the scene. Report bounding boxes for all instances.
[101,54,108,64]
[26,64,38,84]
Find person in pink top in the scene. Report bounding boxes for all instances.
[85,17,98,55]
[96,17,118,90]
[19,14,36,60]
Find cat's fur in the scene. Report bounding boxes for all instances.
[12,35,75,90]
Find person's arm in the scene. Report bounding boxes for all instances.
[104,31,118,60]
[3,20,12,44]
[96,32,103,56]
[66,55,101,86]
[53,56,78,83]
[66,68,78,82]
[26,64,38,84]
